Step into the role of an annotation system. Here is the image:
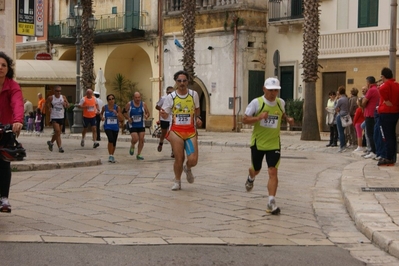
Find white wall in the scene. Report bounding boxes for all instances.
[0,1,15,57]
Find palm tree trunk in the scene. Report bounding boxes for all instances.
[182,0,196,83]
[300,0,321,141]
[81,0,95,91]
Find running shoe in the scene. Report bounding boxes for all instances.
[183,165,195,183]
[0,197,11,213]
[353,147,363,152]
[364,152,376,159]
[337,147,346,153]
[129,145,135,155]
[81,139,85,147]
[171,180,181,191]
[266,199,281,215]
[158,142,163,152]
[136,155,144,160]
[93,142,100,148]
[245,177,254,192]
[59,147,64,153]
[47,141,53,152]
[108,155,113,162]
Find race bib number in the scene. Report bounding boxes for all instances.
[55,107,62,112]
[87,106,95,112]
[132,115,141,122]
[260,115,278,128]
[175,114,191,125]
[107,118,117,124]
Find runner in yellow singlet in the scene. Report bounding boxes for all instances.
[160,70,202,191]
[243,77,294,215]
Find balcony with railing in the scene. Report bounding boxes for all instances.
[164,0,240,13]
[48,11,145,44]
[319,28,398,59]
[268,0,303,33]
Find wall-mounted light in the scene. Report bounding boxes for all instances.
[164,48,169,53]
[298,85,302,93]
[207,46,214,50]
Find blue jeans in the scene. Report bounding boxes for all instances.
[373,114,385,158]
[379,113,399,161]
[336,115,346,148]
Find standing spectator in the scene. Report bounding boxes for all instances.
[156,86,175,156]
[94,91,104,141]
[46,85,69,153]
[78,89,100,149]
[353,97,365,152]
[241,77,294,215]
[377,67,399,166]
[361,76,379,159]
[335,86,350,153]
[325,91,338,147]
[23,98,33,130]
[101,94,123,163]
[160,70,202,191]
[35,108,42,134]
[124,92,150,160]
[346,87,358,148]
[27,111,34,132]
[37,93,46,132]
[0,51,24,212]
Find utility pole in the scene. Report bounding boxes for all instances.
[389,0,397,77]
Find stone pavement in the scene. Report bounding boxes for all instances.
[2,128,399,265]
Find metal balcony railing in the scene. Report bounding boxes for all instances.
[268,0,303,22]
[164,0,239,12]
[48,11,142,39]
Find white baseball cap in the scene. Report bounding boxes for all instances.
[93,91,100,95]
[264,77,281,90]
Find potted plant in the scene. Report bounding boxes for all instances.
[285,98,304,131]
[66,103,75,129]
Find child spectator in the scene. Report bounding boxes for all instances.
[35,108,42,133]
[27,111,34,132]
[353,97,365,152]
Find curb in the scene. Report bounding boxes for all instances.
[341,158,399,259]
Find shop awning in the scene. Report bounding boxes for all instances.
[16,60,77,85]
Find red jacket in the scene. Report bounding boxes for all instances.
[0,78,24,125]
[378,78,399,114]
[353,107,364,125]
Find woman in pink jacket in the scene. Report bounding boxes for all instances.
[0,52,24,212]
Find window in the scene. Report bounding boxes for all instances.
[358,0,378,28]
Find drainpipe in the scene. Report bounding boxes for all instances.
[389,0,397,77]
[158,0,163,99]
[232,19,238,131]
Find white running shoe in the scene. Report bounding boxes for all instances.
[171,180,181,191]
[184,165,195,184]
[266,199,280,215]
[354,147,363,152]
[364,152,376,159]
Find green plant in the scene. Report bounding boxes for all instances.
[285,98,304,123]
[66,103,75,113]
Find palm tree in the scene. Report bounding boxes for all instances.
[182,0,196,83]
[300,0,321,141]
[81,0,95,91]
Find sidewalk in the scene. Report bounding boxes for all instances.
[9,128,399,260]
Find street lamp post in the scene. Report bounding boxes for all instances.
[68,3,84,133]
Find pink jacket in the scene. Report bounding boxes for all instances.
[0,78,24,125]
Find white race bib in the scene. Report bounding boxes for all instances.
[107,118,117,124]
[87,106,95,112]
[260,115,278,128]
[175,114,191,125]
[132,115,141,122]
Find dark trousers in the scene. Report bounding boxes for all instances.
[373,114,386,158]
[365,117,376,153]
[0,159,11,198]
[329,124,338,145]
[40,114,45,132]
[95,114,101,140]
[379,113,399,162]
